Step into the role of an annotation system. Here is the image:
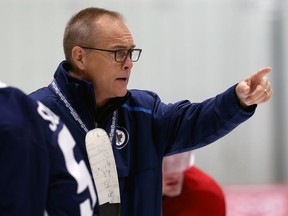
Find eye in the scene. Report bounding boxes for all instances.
[117,49,128,57]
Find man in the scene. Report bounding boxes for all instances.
[30,7,272,216]
[0,82,96,215]
[162,152,226,216]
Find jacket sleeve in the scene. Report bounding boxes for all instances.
[153,85,256,155]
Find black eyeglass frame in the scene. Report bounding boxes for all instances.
[79,46,142,62]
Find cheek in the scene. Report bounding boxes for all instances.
[87,65,110,84]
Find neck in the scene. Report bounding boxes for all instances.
[96,100,108,108]
[69,70,86,80]
[96,94,110,108]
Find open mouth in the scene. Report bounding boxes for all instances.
[116,77,128,83]
[167,180,179,186]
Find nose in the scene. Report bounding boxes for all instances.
[121,55,133,71]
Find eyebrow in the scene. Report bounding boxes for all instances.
[113,44,136,49]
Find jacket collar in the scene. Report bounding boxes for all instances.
[53,61,130,126]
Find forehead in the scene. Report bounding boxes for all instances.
[162,152,191,174]
[95,15,135,48]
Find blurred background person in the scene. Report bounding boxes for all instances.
[162,151,226,216]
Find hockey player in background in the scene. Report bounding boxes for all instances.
[0,82,97,215]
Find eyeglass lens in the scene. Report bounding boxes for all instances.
[116,49,141,62]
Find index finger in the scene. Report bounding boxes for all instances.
[253,67,272,79]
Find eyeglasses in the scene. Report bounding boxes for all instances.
[80,46,142,62]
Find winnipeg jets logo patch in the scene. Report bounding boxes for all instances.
[115,127,129,149]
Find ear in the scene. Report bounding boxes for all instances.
[71,46,85,70]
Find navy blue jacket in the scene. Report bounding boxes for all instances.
[0,85,96,215]
[30,61,256,216]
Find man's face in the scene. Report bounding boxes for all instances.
[81,15,136,106]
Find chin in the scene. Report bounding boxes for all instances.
[117,89,128,97]
[166,190,182,197]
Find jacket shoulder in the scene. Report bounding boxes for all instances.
[128,89,160,103]
[29,87,59,110]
